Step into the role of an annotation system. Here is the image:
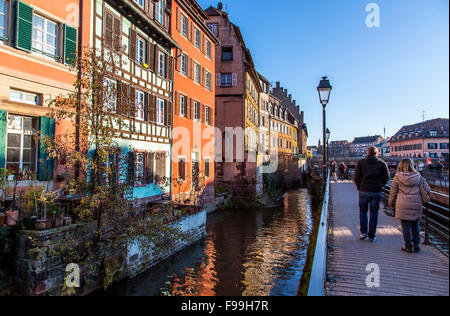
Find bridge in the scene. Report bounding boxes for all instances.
[308,174,449,296]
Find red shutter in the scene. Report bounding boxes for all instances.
[176,7,180,31]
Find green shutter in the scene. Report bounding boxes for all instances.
[38,117,55,181]
[16,0,33,52]
[64,24,77,66]
[0,110,7,170]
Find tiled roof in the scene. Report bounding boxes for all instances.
[352,135,382,144]
[390,118,449,143]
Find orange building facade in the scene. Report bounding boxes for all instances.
[0,0,90,191]
[171,0,218,209]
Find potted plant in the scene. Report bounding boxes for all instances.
[50,202,64,228]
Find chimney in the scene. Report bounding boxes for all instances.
[276,81,280,88]
[217,2,223,11]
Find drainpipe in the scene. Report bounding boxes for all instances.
[75,0,84,178]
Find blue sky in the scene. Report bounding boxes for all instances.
[197,0,449,146]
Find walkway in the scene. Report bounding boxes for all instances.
[327,181,449,296]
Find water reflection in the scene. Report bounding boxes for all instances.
[103,188,314,296]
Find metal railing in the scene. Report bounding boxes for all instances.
[382,183,449,245]
[308,169,330,296]
[419,170,449,189]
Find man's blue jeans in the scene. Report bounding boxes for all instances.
[359,191,383,239]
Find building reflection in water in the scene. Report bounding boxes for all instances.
[101,188,314,296]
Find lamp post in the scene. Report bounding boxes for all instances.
[326,128,331,162]
[317,76,333,183]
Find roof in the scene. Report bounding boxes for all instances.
[352,135,383,144]
[390,118,449,143]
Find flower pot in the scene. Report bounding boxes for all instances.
[55,215,64,227]
[64,216,73,226]
[0,213,6,227]
[35,220,52,231]
[6,210,19,226]
[23,217,37,230]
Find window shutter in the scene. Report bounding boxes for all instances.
[15,0,33,52]
[104,11,113,47]
[174,92,180,116]
[0,110,7,169]
[129,29,137,60]
[216,73,221,87]
[164,53,169,79]
[118,82,129,116]
[176,7,180,32]
[144,93,149,121]
[232,73,238,86]
[129,87,136,118]
[201,34,205,53]
[147,0,155,18]
[64,24,78,66]
[167,100,173,127]
[145,152,154,184]
[127,151,135,186]
[168,56,174,81]
[191,100,195,120]
[38,117,55,181]
[113,16,121,50]
[149,43,156,71]
[150,95,156,122]
[201,104,205,124]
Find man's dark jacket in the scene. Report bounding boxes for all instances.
[355,155,390,193]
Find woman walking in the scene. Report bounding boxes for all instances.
[388,159,431,253]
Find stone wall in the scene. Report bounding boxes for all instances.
[13,212,207,296]
[127,211,207,278]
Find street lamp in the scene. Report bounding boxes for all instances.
[317,76,332,182]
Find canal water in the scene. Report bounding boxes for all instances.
[104,188,317,296]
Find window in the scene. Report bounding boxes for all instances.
[180,13,188,38]
[221,47,233,61]
[0,0,8,40]
[178,157,186,181]
[194,62,201,84]
[135,152,145,185]
[180,94,186,117]
[155,0,165,25]
[430,130,438,137]
[103,78,117,112]
[205,71,211,91]
[192,151,200,189]
[136,36,146,63]
[9,89,41,105]
[158,51,166,77]
[135,90,145,121]
[133,0,144,8]
[204,158,210,178]
[207,23,218,36]
[180,53,187,75]
[156,98,165,125]
[205,40,211,59]
[6,115,38,173]
[194,101,200,120]
[205,106,211,125]
[440,143,449,150]
[221,73,231,87]
[428,143,438,150]
[32,14,58,57]
[194,27,201,48]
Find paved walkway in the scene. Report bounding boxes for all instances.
[327,181,449,296]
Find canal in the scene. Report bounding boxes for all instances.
[103,187,319,296]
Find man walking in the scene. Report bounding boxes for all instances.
[355,146,390,242]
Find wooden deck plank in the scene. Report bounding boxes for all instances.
[327,182,449,296]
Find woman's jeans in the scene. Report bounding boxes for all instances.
[400,220,420,247]
[359,191,383,239]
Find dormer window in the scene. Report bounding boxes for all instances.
[430,130,438,137]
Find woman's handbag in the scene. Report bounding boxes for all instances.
[419,181,430,204]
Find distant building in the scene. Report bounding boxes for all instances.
[389,118,449,160]
[329,140,351,158]
[351,135,384,157]
[376,138,391,157]
[307,146,319,158]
